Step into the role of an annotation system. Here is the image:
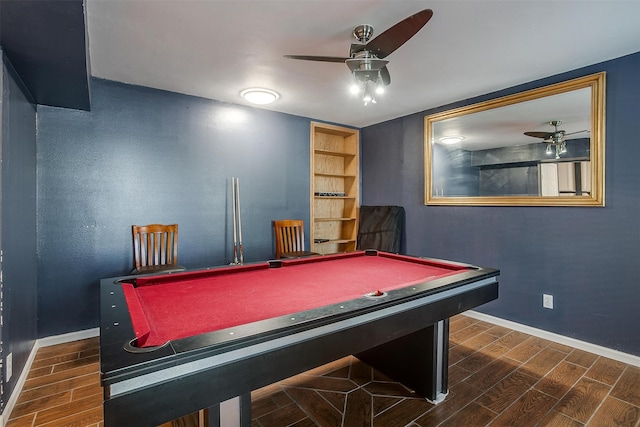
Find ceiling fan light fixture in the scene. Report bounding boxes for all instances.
[351,70,383,105]
[559,142,567,154]
[240,88,280,105]
[362,82,374,105]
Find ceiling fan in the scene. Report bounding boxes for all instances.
[284,9,433,104]
[524,120,589,159]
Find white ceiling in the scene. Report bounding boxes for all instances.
[86,0,640,128]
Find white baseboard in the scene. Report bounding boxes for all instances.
[465,310,640,368]
[36,327,99,348]
[1,328,99,425]
[1,342,38,427]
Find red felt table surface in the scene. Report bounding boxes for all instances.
[124,252,467,347]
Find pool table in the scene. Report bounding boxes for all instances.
[100,250,499,427]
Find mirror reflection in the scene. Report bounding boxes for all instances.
[424,73,605,206]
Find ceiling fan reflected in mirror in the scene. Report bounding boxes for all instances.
[524,120,589,159]
[284,9,433,105]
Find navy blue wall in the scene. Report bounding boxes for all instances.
[361,52,640,356]
[36,78,317,337]
[1,50,38,410]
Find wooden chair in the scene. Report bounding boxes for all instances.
[273,219,319,259]
[131,224,186,274]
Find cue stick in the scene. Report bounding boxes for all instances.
[231,177,239,265]
[236,177,244,264]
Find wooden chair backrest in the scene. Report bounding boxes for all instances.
[273,219,306,259]
[132,224,180,269]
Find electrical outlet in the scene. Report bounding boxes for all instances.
[6,352,12,381]
[543,294,554,309]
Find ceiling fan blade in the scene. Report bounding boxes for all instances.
[524,131,554,139]
[564,129,590,136]
[380,66,390,86]
[366,9,433,59]
[284,55,348,63]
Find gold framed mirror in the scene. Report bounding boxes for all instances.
[424,72,605,206]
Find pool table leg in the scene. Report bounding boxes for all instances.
[355,319,450,403]
[207,392,251,427]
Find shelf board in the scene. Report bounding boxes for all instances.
[314,196,356,200]
[315,172,357,178]
[314,217,357,222]
[314,148,356,158]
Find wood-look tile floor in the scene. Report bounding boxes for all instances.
[5,337,103,427]
[6,314,640,427]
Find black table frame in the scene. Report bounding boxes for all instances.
[100,251,499,426]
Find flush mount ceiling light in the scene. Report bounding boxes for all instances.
[439,136,464,145]
[240,88,280,105]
